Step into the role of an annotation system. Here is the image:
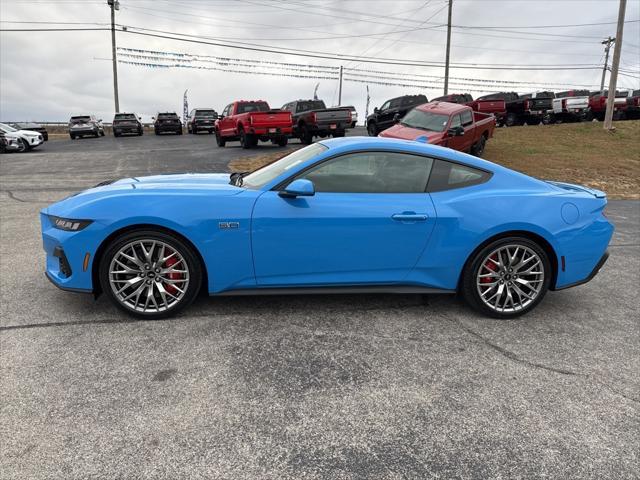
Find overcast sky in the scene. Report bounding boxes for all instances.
[1,0,639,122]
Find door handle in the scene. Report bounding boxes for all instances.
[392,212,428,222]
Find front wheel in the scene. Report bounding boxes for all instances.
[99,230,203,319]
[17,138,28,152]
[215,131,226,147]
[367,122,378,136]
[505,113,518,127]
[462,237,551,319]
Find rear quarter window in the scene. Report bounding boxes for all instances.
[427,160,491,192]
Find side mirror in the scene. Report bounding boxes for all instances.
[447,126,464,137]
[279,179,315,198]
[374,107,379,113]
[393,113,401,124]
[218,115,224,120]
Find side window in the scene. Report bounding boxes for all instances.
[389,98,402,109]
[380,101,391,111]
[461,110,473,127]
[450,114,462,128]
[427,160,491,192]
[297,152,433,193]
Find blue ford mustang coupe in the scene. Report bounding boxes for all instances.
[41,137,613,319]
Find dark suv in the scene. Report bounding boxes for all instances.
[187,108,218,134]
[112,113,143,137]
[366,94,428,136]
[153,112,183,135]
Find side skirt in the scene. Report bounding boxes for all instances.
[213,285,456,296]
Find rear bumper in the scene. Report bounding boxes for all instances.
[555,250,609,291]
[249,126,293,136]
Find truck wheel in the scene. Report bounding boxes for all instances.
[471,135,486,157]
[351,121,356,128]
[505,113,518,127]
[300,124,313,144]
[542,113,553,125]
[367,122,378,136]
[215,131,226,147]
[70,134,76,140]
[239,129,252,149]
[277,136,288,147]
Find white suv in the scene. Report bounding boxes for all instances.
[0,123,44,151]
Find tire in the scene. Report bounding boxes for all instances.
[471,135,486,157]
[99,230,203,319]
[215,130,226,147]
[505,113,518,127]
[351,121,356,129]
[461,236,551,319]
[276,136,288,147]
[70,134,76,140]
[300,124,313,144]
[367,122,378,136]
[94,129,100,138]
[155,129,160,136]
[239,129,252,149]
[17,138,28,152]
[100,130,105,137]
[113,131,120,138]
[583,111,594,122]
[178,129,183,135]
[138,129,143,136]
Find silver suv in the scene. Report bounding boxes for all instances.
[69,115,105,140]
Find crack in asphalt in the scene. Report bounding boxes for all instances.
[446,314,640,405]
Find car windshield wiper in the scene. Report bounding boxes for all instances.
[229,171,250,186]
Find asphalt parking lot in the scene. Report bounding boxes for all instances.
[1,133,639,479]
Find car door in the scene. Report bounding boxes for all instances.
[378,98,402,131]
[445,112,475,152]
[219,104,234,136]
[251,151,437,286]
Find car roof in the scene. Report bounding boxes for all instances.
[416,101,468,114]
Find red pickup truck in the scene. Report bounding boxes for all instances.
[432,93,507,126]
[379,102,496,157]
[588,90,629,121]
[215,100,293,149]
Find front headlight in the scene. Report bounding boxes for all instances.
[48,215,93,231]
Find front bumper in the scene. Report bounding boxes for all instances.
[25,136,44,147]
[70,127,97,134]
[41,213,100,292]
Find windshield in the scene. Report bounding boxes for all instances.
[158,113,178,119]
[114,114,136,120]
[242,143,328,189]
[297,101,326,111]
[0,123,17,133]
[70,116,91,124]
[400,109,449,132]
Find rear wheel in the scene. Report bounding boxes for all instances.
[99,230,202,319]
[300,124,313,144]
[471,135,486,157]
[505,113,518,127]
[239,129,253,149]
[276,136,288,147]
[367,122,378,136]
[462,237,551,319]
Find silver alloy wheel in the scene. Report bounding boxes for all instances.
[476,244,545,313]
[108,239,190,313]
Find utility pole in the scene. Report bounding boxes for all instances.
[443,0,453,95]
[338,65,343,105]
[108,0,120,113]
[604,0,627,131]
[600,36,615,95]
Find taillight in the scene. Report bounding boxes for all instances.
[347,111,352,122]
[562,99,567,110]
[310,112,317,123]
[524,99,531,110]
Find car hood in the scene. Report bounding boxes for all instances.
[15,129,41,137]
[379,124,444,142]
[44,173,242,216]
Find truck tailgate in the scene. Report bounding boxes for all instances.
[249,111,292,127]
[474,99,506,115]
[315,108,351,125]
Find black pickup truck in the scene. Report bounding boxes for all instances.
[476,92,554,126]
[366,94,428,136]
[281,100,352,144]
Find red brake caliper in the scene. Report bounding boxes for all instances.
[164,250,180,295]
[480,253,498,284]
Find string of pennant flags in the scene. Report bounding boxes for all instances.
[117,46,602,91]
